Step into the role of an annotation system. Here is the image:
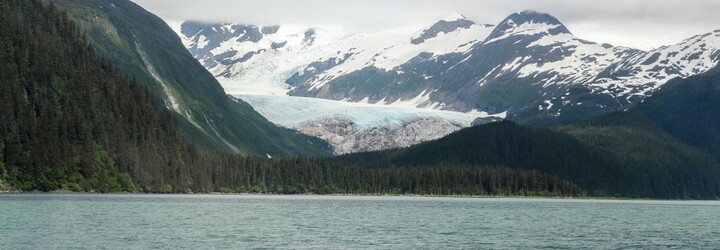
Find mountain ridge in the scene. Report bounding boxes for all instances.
[484,10,571,43]
[174,10,720,126]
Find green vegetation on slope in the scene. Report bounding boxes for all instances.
[547,68,720,198]
[0,0,177,192]
[552,115,720,198]
[338,121,720,199]
[46,0,331,157]
[630,68,720,160]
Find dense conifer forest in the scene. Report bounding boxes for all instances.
[338,121,720,199]
[0,0,582,197]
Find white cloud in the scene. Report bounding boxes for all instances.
[131,0,720,50]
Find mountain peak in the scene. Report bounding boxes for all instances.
[510,10,564,25]
[441,12,467,22]
[485,10,571,42]
[411,13,476,45]
[516,9,542,15]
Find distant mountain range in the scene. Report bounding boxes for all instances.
[174,10,720,124]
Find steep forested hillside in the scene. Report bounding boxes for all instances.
[553,116,720,198]
[550,69,720,198]
[338,121,720,199]
[45,0,331,157]
[0,0,183,191]
[628,69,720,160]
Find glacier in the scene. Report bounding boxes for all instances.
[237,95,503,129]
[236,95,504,154]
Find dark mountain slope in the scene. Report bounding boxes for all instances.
[0,0,187,191]
[338,120,720,198]
[553,115,720,198]
[629,68,720,159]
[47,0,330,157]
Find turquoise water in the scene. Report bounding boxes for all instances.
[1,194,719,249]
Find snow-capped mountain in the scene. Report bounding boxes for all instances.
[176,10,720,122]
[171,10,720,149]
[590,31,720,101]
[168,21,358,95]
[286,10,720,123]
[287,11,646,120]
[169,13,505,154]
[168,12,496,99]
[282,14,500,115]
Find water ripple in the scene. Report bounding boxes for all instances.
[1,194,719,249]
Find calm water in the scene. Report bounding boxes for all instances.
[1,194,719,249]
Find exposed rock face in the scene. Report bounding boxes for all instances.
[296,118,464,155]
[233,94,500,155]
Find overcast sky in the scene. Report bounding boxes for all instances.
[131,0,720,50]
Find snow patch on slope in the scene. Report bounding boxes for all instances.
[170,23,361,96]
[135,40,182,113]
[172,19,493,96]
[485,21,562,44]
[306,23,494,89]
[203,114,241,154]
[135,34,209,136]
[442,13,467,22]
[591,30,720,98]
[518,34,635,85]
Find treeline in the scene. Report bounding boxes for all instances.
[337,122,621,193]
[0,0,582,197]
[186,155,583,196]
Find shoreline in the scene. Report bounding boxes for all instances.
[1,190,716,201]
